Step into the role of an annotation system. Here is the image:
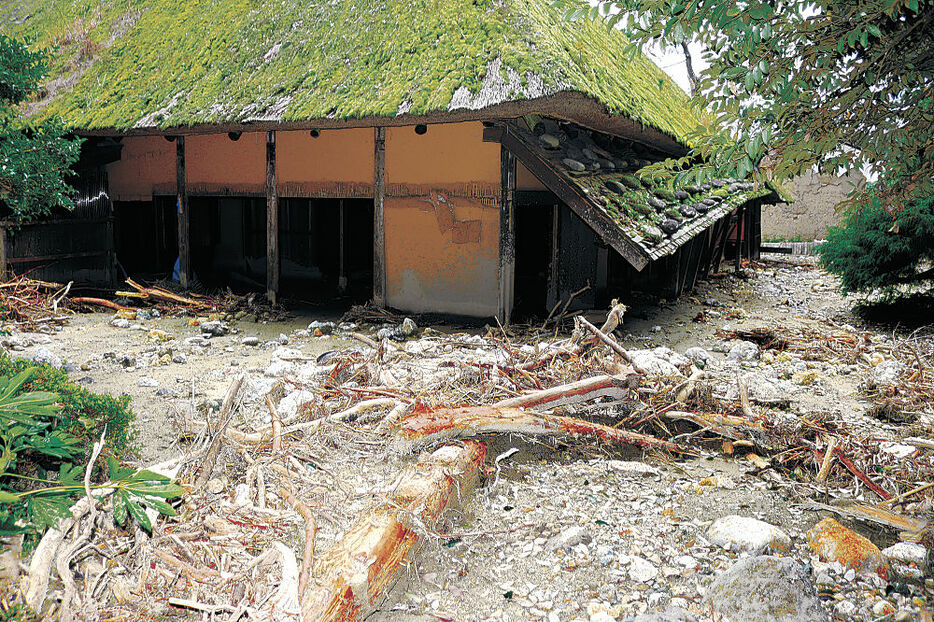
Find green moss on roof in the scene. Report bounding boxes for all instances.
[1,0,701,141]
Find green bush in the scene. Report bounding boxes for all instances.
[819,193,934,297]
[0,354,135,457]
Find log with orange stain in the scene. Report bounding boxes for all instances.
[300,441,486,621]
[390,405,693,455]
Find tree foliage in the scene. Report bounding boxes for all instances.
[0,34,82,222]
[820,192,934,296]
[555,0,933,295]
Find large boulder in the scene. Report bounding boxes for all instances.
[807,517,888,576]
[705,555,829,622]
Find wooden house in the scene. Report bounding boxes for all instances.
[2,0,773,321]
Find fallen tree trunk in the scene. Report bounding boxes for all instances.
[390,406,692,455]
[494,374,638,410]
[116,278,209,309]
[70,297,135,312]
[300,441,486,621]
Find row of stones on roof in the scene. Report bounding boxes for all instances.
[531,118,662,174]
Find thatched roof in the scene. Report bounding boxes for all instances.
[1,0,702,145]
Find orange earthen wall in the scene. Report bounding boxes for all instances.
[384,122,502,317]
[278,129,374,198]
[185,132,265,194]
[106,136,174,201]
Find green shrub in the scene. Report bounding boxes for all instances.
[819,193,934,297]
[0,354,135,457]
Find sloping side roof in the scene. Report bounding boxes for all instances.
[496,119,772,268]
[1,0,701,142]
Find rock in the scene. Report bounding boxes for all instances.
[307,321,336,336]
[705,555,829,622]
[606,460,659,477]
[605,180,627,194]
[539,133,560,149]
[833,600,858,617]
[881,542,927,566]
[673,190,690,201]
[264,359,295,378]
[873,360,902,385]
[135,309,153,321]
[630,606,697,622]
[562,158,587,172]
[694,202,710,214]
[660,219,679,235]
[205,478,226,495]
[707,515,792,554]
[137,376,159,388]
[77,376,94,385]
[172,354,186,364]
[116,353,136,367]
[807,517,888,576]
[678,205,697,219]
[274,347,303,360]
[29,347,62,368]
[548,526,592,551]
[200,320,229,337]
[627,556,658,583]
[111,318,130,329]
[155,388,175,397]
[241,336,260,346]
[629,350,683,378]
[401,317,418,337]
[872,600,895,617]
[278,333,290,345]
[683,346,715,369]
[726,340,759,363]
[643,226,663,244]
[278,389,317,419]
[648,197,667,210]
[184,336,210,348]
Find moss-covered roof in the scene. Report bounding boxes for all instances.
[1,0,701,142]
[507,118,773,264]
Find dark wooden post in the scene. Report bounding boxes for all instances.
[175,136,190,289]
[338,199,347,293]
[546,204,560,311]
[373,127,386,307]
[266,131,279,304]
[734,205,744,272]
[498,146,516,325]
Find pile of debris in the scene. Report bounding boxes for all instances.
[11,299,934,621]
[0,276,75,331]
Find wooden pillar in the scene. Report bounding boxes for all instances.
[338,199,347,293]
[175,137,190,289]
[498,146,516,325]
[373,127,386,306]
[546,204,560,311]
[734,205,744,272]
[266,131,279,304]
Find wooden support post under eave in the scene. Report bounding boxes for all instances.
[373,127,386,307]
[266,131,279,305]
[176,137,190,289]
[498,146,516,326]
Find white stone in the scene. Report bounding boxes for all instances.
[606,461,659,477]
[264,359,295,377]
[627,556,658,583]
[278,389,317,419]
[136,376,159,388]
[274,347,303,360]
[880,443,916,459]
[881,542,927,566]
[630,350,683,378]
[707,515,791,554]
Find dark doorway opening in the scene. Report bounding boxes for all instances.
[513,192,557,321]
[113,199,177,280]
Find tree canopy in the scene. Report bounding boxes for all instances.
[556,0,933,211]
[0,34,82,223]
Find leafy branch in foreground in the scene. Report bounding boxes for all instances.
[0,367,180,538]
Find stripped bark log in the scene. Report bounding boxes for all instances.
[390,406,692,455]
[116,279,210,309]
[494,374,638,410]
[70,297,135,312]
[658,410,766,442]
[575,316,639,370]
[300,441,486,621]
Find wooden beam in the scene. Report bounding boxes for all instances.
[0,226,7,281]
[266,131,279,304]
[176,136,190,289]
[494,124,650,271]
[498,146,516,325]
[373,127,386,307]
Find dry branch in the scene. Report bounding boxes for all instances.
[193,374,245,491]
[494,374,637,410]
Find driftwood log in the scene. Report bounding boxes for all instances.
[300,441,486,621]
[390,405,692,455]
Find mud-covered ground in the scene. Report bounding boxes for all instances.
[4,255,933,621]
